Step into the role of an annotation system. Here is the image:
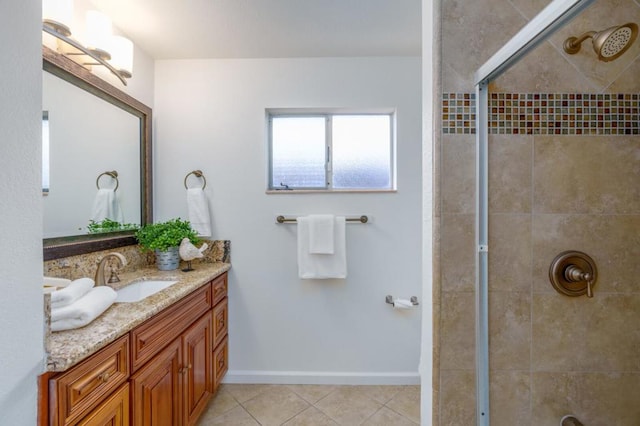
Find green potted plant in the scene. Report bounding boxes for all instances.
[135,218,200,270]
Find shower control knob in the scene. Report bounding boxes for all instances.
[549,251,598,298]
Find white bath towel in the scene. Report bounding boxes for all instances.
[51,286,117,332]
[297,216,347,279]
[50,277,95,309]
[308,214,335,254]
[91,188,124,223]
[187,188,212,237]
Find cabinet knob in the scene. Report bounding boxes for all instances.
[98,372,110,383]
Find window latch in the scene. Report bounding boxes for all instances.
[277,182,291,190]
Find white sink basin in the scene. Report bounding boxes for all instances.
[115,280,178,303]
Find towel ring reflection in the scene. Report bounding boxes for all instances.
[96,170,119,191]
[184,170,207,189]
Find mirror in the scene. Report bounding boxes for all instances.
[43,46,152,260]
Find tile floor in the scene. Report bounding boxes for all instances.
[197,384,420,425]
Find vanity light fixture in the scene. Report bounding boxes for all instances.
[42,2,133,86]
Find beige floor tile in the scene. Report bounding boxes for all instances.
[223,383,280,403]
[282,406,339,426]
[286,384,338,404]
[354,385,405,404]
[198,405,259,425]
[197,389,239,422]
[315,387,383,425]
[363,407,419,425]
[242,386,310,426]
[386,385,421,424]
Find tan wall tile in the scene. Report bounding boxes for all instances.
[534,136,640,214]
[440,292,476,370]
[441,214,475,292]
[489,292,531,370]
[532,293,640,371]
[489,214,532,292]
[532,214,640,293]
[531,372,640,425]
[489,371,531,425]
[442,135,475,214]
[440,369,476,426]
[492,41,598,92]
[488,134,533,213]
[441,0,527,88]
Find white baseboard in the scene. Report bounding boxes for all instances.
[223,370,421,385]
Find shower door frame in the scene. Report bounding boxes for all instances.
[472,0,594,424]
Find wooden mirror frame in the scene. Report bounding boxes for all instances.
[43,46,153,261]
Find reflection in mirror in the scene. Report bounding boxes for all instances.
[43,46,152,260]
[42,71,141,238]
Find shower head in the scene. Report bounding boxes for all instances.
[563,22,638,62]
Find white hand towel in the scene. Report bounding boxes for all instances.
[297,216,347,279]
[308,214,335,254]
[91,188,124,223]
[187,188,212,237]
[50,277,95,309]
[51,286,117,330]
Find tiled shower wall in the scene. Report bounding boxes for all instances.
[437,0,640,424]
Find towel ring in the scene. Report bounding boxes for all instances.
[96,170,119,191]
[184,170,207,189]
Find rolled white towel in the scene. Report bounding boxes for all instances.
[51,286,117,332]
[50,278,95,309]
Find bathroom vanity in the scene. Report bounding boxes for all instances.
[40,265,229,426]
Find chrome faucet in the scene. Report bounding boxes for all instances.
[95,252,127,286]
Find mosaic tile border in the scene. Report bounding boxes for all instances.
[442,93,640,135]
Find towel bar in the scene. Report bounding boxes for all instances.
[184,170,207,189]
[96,170,119,191]
[276,215,368,223]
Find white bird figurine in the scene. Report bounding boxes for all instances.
[179,238,209,272]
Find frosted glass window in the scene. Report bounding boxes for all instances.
[268,111,395,191]
[332,115,391,189]
[271,116,327,189]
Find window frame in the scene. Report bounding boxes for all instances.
[266,108,396,192]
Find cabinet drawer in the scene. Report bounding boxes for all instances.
[50,335,129,426]
[76,383,129,426]
[213,336,228,392]
[131,284,211,372]
[212,297,228,349]
[211,273,228,306]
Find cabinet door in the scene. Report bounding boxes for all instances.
[131,338,182,426]
[76,383,129,426]
[182,311,213,426]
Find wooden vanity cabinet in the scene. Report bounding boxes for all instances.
[45,272,229,426]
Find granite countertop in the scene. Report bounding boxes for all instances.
[45,262,231,372]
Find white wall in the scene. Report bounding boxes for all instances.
[0,1,45,424]
[154,57,422,383]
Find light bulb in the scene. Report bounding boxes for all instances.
[85,10,113,60]
[109,36,134,78]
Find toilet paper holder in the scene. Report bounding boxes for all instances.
[385,295,419,306]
